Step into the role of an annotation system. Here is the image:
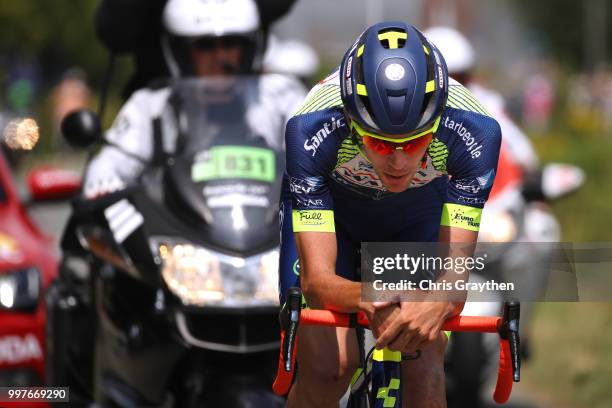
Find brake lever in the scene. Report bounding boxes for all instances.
[281,287,302,372]
[500,300,521,382]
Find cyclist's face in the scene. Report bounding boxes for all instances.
[363,133,432,192]
[191,36,244,76]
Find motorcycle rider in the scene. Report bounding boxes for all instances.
[95,0,299,98]
[83,0,306,199]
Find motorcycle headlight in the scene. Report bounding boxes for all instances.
[0,267,40,311]
[152,238,279,307]
[478,211,517,243]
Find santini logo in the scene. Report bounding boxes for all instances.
[304,117,346,157]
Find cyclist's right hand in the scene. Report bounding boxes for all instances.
[360,302,401,340]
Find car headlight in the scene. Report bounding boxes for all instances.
[152,238,279,307]
[0,267,40,311]
[478,210,517,243]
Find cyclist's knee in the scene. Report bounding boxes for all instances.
[401,331,447,358]
[300,346,359,385]
[296,327,360,395]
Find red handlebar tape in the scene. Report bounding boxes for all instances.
[273,310,512,403]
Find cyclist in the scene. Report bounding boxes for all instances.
[279,21,501,407]
[83,0,306,198]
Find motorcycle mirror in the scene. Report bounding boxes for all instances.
[61,109,103,149]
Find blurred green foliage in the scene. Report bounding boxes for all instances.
[513,0,612,69]
[0,0,109,83]
[0,0,132,155]
[523,70,612,407]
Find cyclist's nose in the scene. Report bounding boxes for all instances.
[387,149,416,169]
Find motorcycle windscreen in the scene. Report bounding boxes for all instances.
[163,77,285,254]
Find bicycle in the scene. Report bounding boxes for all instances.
[273,287,521,407]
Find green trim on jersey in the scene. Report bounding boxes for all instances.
[427,137,449,173]
[336,136,360,166]
[446,84,492,117]
[294,85,342,116]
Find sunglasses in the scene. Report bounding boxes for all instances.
[351,116,440,156]
[193,36,247,50]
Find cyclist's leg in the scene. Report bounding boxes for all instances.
[391,178,447,407]
[400,332,448,408]
[279,192,361,407]
[287,325,360,408]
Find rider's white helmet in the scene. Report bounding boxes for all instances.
[262,36,320,81]
[423,26,475,74]
[162,0,263,77]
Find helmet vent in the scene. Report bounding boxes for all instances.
[377,28,407,49]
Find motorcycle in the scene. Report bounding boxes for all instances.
[445,145,585,407]
[46,77,286,407]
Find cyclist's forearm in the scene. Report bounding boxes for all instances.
[301,273,362,313]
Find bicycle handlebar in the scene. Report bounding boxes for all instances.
[273,287,521,405]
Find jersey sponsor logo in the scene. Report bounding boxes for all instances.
[296,197,324,208]
[453,169,495,194]
[441,204,482,232]
[304,117,345,157]
[292,209,335,232]
[476,169,495,189]
[453,211,480,229]
[458,196,486,205]
[442,117,483,158]
[0,334,43,365]
[289,176,324,195]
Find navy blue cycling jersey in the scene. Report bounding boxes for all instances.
[285,69,502,234]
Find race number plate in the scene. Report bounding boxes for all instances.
[192,146,275,183]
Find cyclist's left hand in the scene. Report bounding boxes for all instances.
[374,301,455,352]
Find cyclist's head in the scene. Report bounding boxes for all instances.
[162,0,263,78]
[423,26,474,82]
[340,21,448,140]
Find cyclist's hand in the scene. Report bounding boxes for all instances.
[374,301,455,352]
[368,303,401,339]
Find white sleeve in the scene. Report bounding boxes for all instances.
[83,145,145,199]
[496,112,539,170]
[469,84,539,170]
[248,74,307,150]
[82,88,170,198]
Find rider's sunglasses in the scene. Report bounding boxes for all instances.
[351,117,440,156]
[193,36,246,50]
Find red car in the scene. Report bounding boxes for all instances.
[0,148,79,405]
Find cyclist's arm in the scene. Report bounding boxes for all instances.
[284,108,373,314]
[295,231,366,312]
